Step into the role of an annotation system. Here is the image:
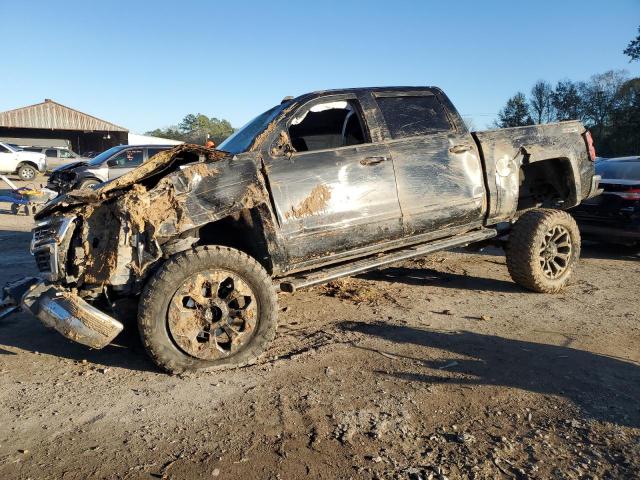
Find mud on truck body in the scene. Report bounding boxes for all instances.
[1,87,600,373]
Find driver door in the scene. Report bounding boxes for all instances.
[265,94,403,264]
[107,148,144,180]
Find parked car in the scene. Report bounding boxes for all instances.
[1,86,599,373]
[0,142,47,180]
[23,146,88,170]
[571,156,640,245]
[47,144,176,193]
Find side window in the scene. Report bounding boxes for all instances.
[147,148,165,160]
[109,149,144,167]
[45,149,58,158]
[59,150,75,158]
[24,148,41,153]
[288,100,368,153]
[0,145,10,153]
[376,95,452,139]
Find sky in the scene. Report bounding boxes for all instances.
[1,0,639,133]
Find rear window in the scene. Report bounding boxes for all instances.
[376,95,452,139]
[596,160,640,180]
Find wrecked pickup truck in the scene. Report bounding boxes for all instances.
[1,87,600,373]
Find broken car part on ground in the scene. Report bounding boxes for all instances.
[0,86,601,373]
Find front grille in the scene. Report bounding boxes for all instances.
[33,223,57,243]
[31,216,76,281]
[34,250,52,273]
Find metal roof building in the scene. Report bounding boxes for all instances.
[0,99,129,154]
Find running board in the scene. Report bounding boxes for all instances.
[277,228,497,292]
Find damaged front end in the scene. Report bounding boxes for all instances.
[2,144,270,349]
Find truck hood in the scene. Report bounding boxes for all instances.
[36,144,228,219]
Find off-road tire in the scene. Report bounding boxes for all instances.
[506,209,581,293]
[78,178,100,189]
[138,246,278,374]
[17,164,36,181]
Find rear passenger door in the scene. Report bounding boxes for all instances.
[374,92,486,236]
[45,149,61,169]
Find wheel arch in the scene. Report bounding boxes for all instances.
[516,157,578,212]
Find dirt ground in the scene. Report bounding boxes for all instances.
[0,175,639,479]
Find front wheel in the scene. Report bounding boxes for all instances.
[506,209,581,293]
[17,164,36,180]
[78,178,100,189]
[138,246,278,373]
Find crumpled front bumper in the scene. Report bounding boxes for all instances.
[0,277,123,349]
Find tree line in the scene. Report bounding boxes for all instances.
[495,28,640,157]
[146,114,234,146]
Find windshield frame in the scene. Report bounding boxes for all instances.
[218,102,291,155]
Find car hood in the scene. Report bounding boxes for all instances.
[51,161,88,173]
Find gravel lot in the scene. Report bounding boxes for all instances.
[0,175,639,479]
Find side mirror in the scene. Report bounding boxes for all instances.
[106,158,117,167]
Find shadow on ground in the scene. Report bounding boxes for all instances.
[360,266,522,293]
[339,320,640,429]
[0,312,157,373]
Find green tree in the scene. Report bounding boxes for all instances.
[552,80,583,121]
[146,114,235,145]
[624,26,640,62]
[529,80,554,124]
[578,70,628,136]
[601,78,640,156]
[495,92,533,128]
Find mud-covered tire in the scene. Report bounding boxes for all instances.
[138,246,278,374]
[17,164,36,180]
[78,178,100,189]
[506,209,581,293]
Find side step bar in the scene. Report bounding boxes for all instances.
[277,228,497,292]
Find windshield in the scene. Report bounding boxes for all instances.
[3,143,19,152]
[88,146,126,166]
[218,103,289,155]
[596,159,640,180]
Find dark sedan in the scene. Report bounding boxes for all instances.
[571,156,640,245]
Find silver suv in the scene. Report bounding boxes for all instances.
[47,145,174,193]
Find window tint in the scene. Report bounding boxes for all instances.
[45,149,58,158]
[109,149,144,167]
[376,95,452,139]
[24,148,41,153]
[288,100,368,153]
[147,148,166,159]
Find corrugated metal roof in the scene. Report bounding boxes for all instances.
[0,99,128,132]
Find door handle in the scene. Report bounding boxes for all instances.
[360,156,387,166]
[449,144,472,154]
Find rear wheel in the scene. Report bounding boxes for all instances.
[506,209,581,293]
[17,164,36,181]
[138,246,278,373]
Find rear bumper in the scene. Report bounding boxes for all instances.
[1,277,123,349]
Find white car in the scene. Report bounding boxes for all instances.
[0,142,47,180]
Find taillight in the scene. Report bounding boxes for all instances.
[612,188,640,200]
[584,131,596,161]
